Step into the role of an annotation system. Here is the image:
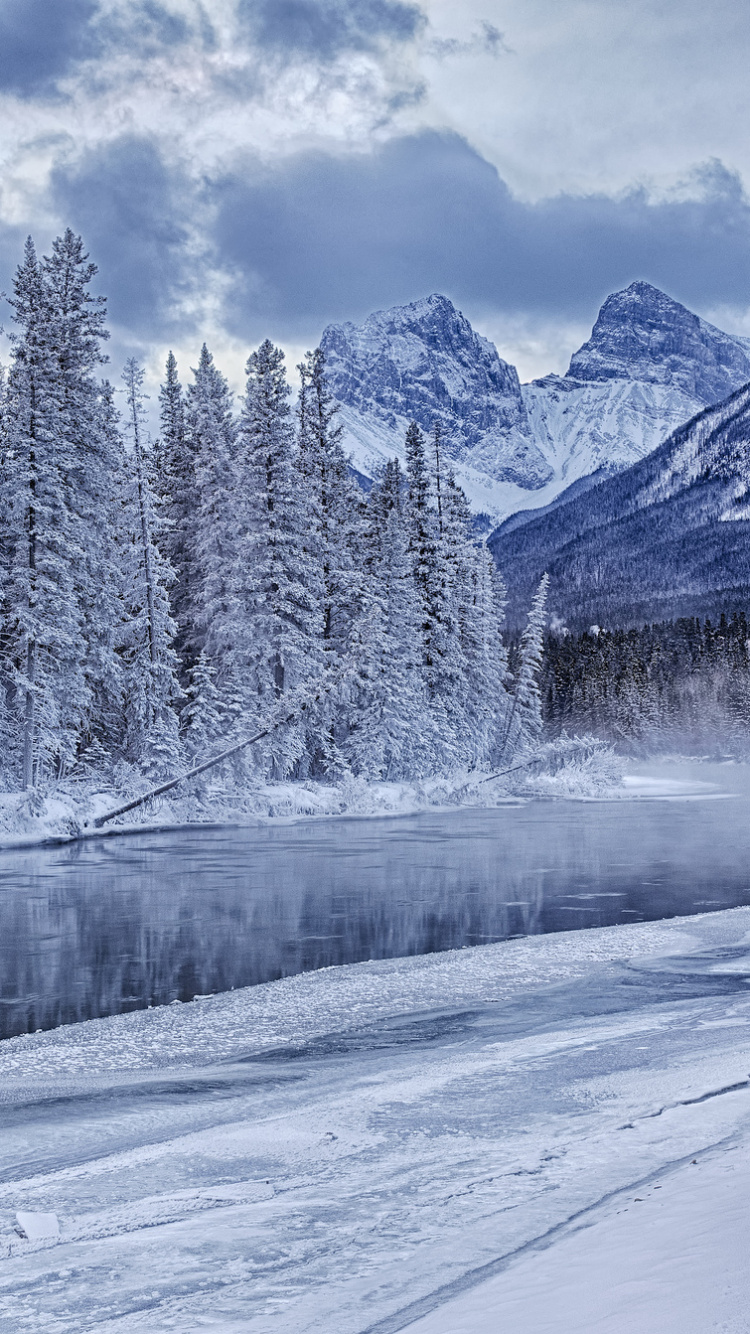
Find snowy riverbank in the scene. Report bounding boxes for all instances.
[8,745,729,851]
[2,907,750,1331]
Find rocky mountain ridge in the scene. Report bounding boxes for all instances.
[321,295,552,515]
[321,283,750,522]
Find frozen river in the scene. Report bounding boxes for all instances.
[2,904,750,1332]
[3,765,750,1331]
[1,761,750,1039]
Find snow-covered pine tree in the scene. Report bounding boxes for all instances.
[156,351,197,676]
[83,377,128,768]
[184,344,239,708]
[343,459,428,778]
[1,238,59,788]
[432,418,445,535]
[461,541,511,766]
[180,650,225,758]
[296,346,364,770]
[296,347,360,658]
[0,232,121,787]
[233,340,324,774]
[119,358,182,775]
[404,422,470,768]
[404,419,437,659]
[432,470,482,762]
[47,231,128,778]
[500,572,550,759]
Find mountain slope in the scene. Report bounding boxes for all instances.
[323,285,750,523]
[321,294,552,514]
[488,383,750,629]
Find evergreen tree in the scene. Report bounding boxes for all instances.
[157,351,197,673]
[501,573,550,758]
[0,232,120,786]
[185,344,238,695]
[404,419,438,674]
[343,460,428,777]
[462,544,510,766]
[119,359,182,775]
[432,418,445,535]
[404,425,472,766]
[181,651,225,758]
[233,340,324,772]
[297,347,360,657]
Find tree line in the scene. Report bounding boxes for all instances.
[0,231,547,792]
[543,613,750,754]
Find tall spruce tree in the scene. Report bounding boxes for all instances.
[234,341,323,739]
[500,573,550,758]
[296,346,364,771]
[185,345,238,694]
[0,232,121,786]
[461,543,510,766]
[157,351,197,674]
[297,347,360,657]
[404,421,469,766]
[119,359,182,775]
[343,459,429,777]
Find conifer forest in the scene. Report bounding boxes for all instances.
[543,613,750,755]
[0,232,550,795]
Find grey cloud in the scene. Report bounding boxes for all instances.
[212,133,750,341]
[236,0,426,61]
[50,136,195,336]
[428,22,509,59]
[0,0,99,96]
[0,0,209,99]
[96,1,199,57]
[11,129,750,365]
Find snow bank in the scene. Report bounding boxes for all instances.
[3,908,750,1334]
[0,909,728,1081]
[0,742,625,849]
[410,1137,750,1334]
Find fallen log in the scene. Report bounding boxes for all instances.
[89,668,346,830]
[91,711,298,828]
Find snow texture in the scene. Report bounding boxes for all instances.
[2,907,750,1332]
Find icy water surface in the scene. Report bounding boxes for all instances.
[1,761,749,1038]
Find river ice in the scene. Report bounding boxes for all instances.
[2,907,750,1331]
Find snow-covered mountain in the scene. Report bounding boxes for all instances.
[567,280,750,398]
[321,294,552,517]
[488,382,750,628]
[322,283,750,522]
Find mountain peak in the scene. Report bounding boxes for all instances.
[566,281,750,404]
[341,293,488,350]
[320,294,554,490]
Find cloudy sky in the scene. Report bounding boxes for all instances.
[1,0,750,390]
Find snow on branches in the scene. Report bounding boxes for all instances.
[0,236,549,792]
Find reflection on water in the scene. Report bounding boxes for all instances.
[2,762,750,1039]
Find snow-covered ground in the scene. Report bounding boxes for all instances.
[0,742,623,848]
[411,1137,750,1334]
[3,906,750,1331]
